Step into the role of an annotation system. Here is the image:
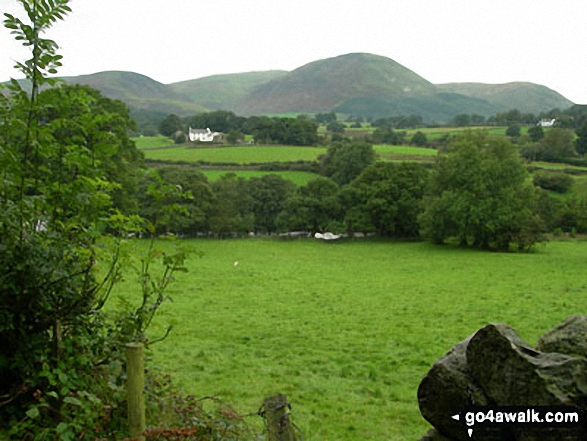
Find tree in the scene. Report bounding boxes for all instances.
[1,3,189,437]
[536,128,577,161]
[505,125,521,138]
[527,125,544,142]
[410,131,428,147]
[248,174,295,234]
[576,120,587,156]
[209,173,253,237]
[159,113,183,136]
[346,162,428,237]
[326,121,346,133]
[419,132,544,251]
[321,139,376,185]
[276,177,341,233]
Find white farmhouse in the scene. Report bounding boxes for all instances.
[537,118,556,127]
[188,127,224,143]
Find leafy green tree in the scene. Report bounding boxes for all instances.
[326,121,345,133]
[576,121,587,156]
[322,140,376,185]
[315,112,337,124]
[506,125,521,137]
[276,177,341,233]
[410,131,428,147]
[536,128,577,161]
[209,173,253,237]
[527,125,544,142]
[346,162,428,237]
[419,132,544,251]
[248,174,295,234]
[159,113,183,136]
[1,3,189,438]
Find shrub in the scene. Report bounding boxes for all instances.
[532,172,574,193]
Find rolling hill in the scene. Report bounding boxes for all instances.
[168,70,288,110]
[436,82,574,115]
[62,71,208,116]
[6,52,573,124]
[233,53,438,115]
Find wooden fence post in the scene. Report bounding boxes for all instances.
[261,394,298,441]
[126,342,146,440]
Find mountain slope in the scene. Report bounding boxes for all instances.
[168,70,288,110]
[234,53,437,115]
[63,71,208,115]
[436,82,573,114]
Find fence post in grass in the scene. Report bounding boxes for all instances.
[261,394,298,441]
[126,342,146,440]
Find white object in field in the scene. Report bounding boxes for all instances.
[314,232,341,240]
[234,261,239,267]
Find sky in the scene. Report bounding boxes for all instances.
[1,0,586,104]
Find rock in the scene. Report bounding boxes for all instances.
[467,323,587,440]
[418,335,504,441]
[536,315,587,358]
[418,428,454,441]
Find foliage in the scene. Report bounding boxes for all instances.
[410,131,428,147]
[159,114,184,137]
[419,132,545,251]
[576,120,587,156]
[345,162,429,237]
[321,139,376,185]
[247,174,296,234]
[532,172,574,193]
[0,2,189,439]
[505,124,521,137]
[522,128,577,162]
[276,177,341,233]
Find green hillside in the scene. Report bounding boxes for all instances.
[233,53,437,115]
[436,82,573,114]
[335,92,501,121]
[63,71,208,116]
[168,70,288,110]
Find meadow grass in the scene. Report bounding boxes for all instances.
[374,145,437,158]
[200,169,320,186]
[142,145,326,164]
[132,136,173,149]
[110,238,587,441]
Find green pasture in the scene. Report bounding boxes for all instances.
[109,238,587,441]
[132,136,173,149]
[374,145,437,159]
[200,169,320,186]
[142,145,326,164]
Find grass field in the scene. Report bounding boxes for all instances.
[374,145,437,161]
[142,145,327,164]
[200,169,320,186]
[132,136,173,149]
[110,238,587,441]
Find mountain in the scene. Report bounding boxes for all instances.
[233,53,438,115]
[436,82,574,114]
[62,71,208,116]
[6,53,574,123]
[167,71,288,110]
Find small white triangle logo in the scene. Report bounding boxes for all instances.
[468,428,473,437]
[451,414,460,421]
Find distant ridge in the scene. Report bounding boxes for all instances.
[6,52,573,122]
[233,53,438,115]
[168,71,288,110]
[436,82,573,115]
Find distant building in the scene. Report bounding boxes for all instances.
[188,127,224,143]
[538,118,556,127]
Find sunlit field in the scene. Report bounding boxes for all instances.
[200,169,320,186]
[141,145,326,164]
[110,238,587,440]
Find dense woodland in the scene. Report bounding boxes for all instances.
[2,1,587,440]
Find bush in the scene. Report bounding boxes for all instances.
[532,172,574,193]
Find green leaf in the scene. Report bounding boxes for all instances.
[63,396,82,406]
[26,407,40,419]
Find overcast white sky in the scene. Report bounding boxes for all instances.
[1,0,586,104]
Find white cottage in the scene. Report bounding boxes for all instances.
[537,118,556,127]
[188,127,224,142]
